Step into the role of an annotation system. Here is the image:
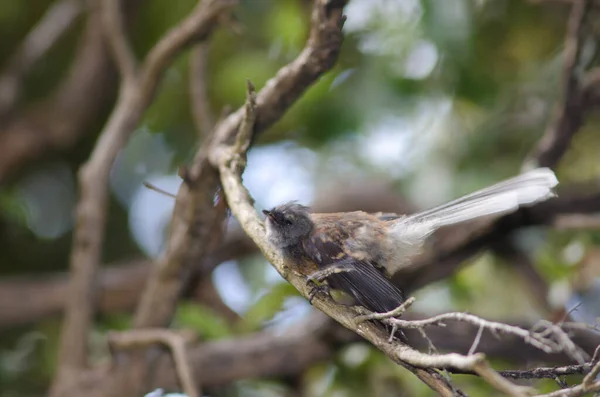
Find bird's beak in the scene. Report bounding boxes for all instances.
[262,209,272,218]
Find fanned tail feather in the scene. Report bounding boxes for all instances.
[389,168,558,254]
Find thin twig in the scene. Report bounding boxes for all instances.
[499,363,591,379]
[390,312,566,354]
[390,313,585,363]
[554,377,569,389]
[419,328,438,354]
[469,323,485,356]
[143,181,177,199]
[354,297,415,323]
[532,320,589,363]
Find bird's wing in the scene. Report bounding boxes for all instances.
[303,227,406,314]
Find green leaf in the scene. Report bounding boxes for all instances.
[241,282,299,331]
[175,302,233,339]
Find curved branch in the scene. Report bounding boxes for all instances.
[50,1,233,395]
[525,0,593,168]
[102,0,137,81]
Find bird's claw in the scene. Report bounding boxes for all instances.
[307,279,331,304]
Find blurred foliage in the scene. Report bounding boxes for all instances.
[1,0,600,396]
[176,303,234,339]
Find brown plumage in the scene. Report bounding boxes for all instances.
[302,212,406,314]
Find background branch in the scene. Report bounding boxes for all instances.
[50,1,233,395]
[102,0,137,81]
[108,329,199,397]
[101,1,350,396]
[0,0,84,119]
[0,9,117,184]
[525,0,593,168]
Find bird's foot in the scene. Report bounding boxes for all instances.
[307,280,331,304]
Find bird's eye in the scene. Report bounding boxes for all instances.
[285,220,293,226]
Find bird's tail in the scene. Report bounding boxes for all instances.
[390,168,558,243]
[405,167,558,228]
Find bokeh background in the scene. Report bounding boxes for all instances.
[1,0,599,396]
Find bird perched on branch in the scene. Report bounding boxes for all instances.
[263,168,559,320]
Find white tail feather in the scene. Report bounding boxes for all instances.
[388,168,558,257]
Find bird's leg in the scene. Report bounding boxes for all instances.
[306,260,355,304]
[306,261,355,283]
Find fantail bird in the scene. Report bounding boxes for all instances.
[262,168,559,317]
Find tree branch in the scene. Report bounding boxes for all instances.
[0,8,116,184]
[50,1,233,395]
[51,310,600,396]
[102,0,137,81]
[524,0,592,168]
[100,1,350,395]
[0,0,84,119]
[108,329,199,397]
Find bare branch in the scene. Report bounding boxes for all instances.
[394,349,532,396]
[102,0,137,81]
[143,181,178,198]
[354,297,415,323]
[139,0,236,100]
[50,1,232,395]
[108,329,199,397]
[524,0,592,168]
[0,0,84,117]
[499,363,591,379]
[45,307,600,395]
[354,296,593,394]
[390,312,587,359]
[207,0,348,163]
[468,323,485,356]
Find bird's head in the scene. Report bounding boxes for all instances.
[263,202,313,248]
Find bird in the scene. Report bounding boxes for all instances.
[262,168,559,319]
